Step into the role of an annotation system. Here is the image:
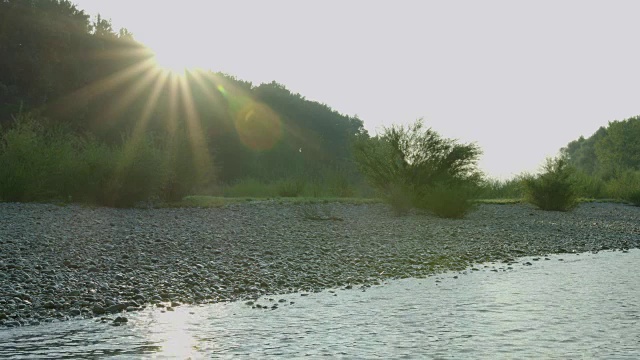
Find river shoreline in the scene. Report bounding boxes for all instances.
[1,201,638,328]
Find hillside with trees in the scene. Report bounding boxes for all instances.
[0,0,365,205]
[3,0,638,212]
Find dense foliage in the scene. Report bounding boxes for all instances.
[0,0,365,205]
[353,119,483,218]
[562,116,640,205]
[522,157,578,211]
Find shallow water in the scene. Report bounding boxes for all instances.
[1,250,639,359]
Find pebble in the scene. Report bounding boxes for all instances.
[0,201,637,328]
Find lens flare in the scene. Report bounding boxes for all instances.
[234,102,282,150]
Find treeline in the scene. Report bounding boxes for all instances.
[561,116,640,202]
[0,0,365,205]
[2,0,638,213]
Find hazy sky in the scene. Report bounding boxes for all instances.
[73,0,640,179]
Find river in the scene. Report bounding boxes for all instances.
[1,249,639,359]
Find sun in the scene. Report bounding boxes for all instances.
[150,43,202,75]
[152,51,191,75]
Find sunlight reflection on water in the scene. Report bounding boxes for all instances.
[1,250,639,359]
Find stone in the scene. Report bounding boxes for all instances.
[105,303,127,314]
[112,316,128,325]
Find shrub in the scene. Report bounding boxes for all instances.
[479,177,525,199]
[604,170,640,206]
[305,179,325,197]
[353,119,483,218]
[161,134,215,201]
[274,178,306,197]
[224,178,275,197]
[523,156,578,211]
[100,136,166,207]
[418,181,478,218]
[325,171,355,198]
[387,183,413,215]
[0,114,83,202]
[0,113,174,207]
[571,170,606,199]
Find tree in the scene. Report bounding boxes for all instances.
[595,116,640,176]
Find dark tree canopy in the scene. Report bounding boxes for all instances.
[562,116,640,177]
[1,0,365,189]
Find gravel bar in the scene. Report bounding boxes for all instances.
[1,201,639,328]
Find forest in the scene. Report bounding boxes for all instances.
[1,0,639,213]
[0,0,366,206]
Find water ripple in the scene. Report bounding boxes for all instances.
[1,250,639,359]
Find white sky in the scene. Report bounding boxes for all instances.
[73,0,640,179]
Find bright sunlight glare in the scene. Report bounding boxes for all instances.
[152,53,189,75]
[150,41,204,75]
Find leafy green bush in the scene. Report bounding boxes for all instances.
[0,113,178,207]
[0,115,82,202]
[353,119,483,218]
[479,177,525,200]
[161,134,215,201]
[604,170,640,206]
[387,183,413,215]
[223,178,275,197]
[326,172,355,198]
[100,137,166,207]
[274,178,306,197]
[571,170,606,199]
[523,156,578,211]
[419,182,478,218]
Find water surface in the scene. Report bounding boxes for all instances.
[1,250,639,359]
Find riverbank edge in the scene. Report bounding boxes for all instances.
[1,201,638,329]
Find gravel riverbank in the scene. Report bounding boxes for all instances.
[1,201,639,328]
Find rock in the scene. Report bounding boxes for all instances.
[105,303,127,314]
[43,301,56,309]
[112,316,128,325]
[1,201,639,329]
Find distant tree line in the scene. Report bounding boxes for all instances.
[562,116,640,178]
[560,115,640,204]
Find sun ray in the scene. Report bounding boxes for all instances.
[186,70,225,113]
[130,70,170,140]
[166,73,181,138]
[48,57,158,117]
[93,66,162,129]
[177,75,214,182]
[85,44,154,62]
